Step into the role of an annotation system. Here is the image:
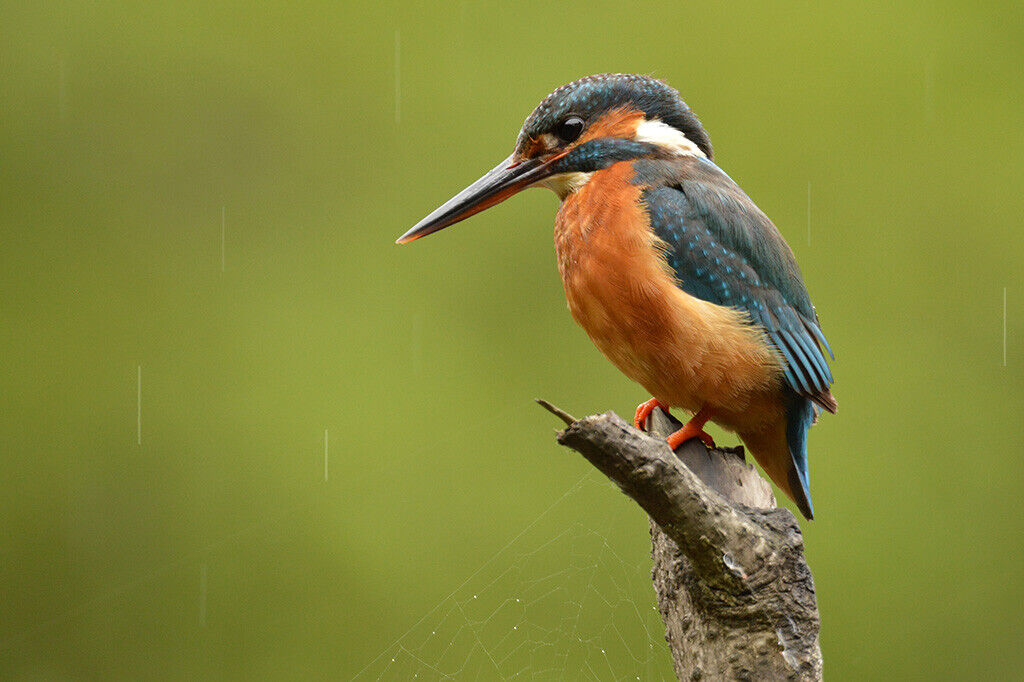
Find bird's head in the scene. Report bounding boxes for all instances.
[396,73,711,244]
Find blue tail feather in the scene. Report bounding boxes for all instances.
[784,393,816,520]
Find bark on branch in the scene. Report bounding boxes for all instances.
[538,401,822,681]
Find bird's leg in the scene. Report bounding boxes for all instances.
[634,398,669,430]
[666,406,716,450]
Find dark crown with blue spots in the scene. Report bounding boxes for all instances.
[516,74,713,159]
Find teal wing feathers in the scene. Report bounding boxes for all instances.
[636,157,837,414]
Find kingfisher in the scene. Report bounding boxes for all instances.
[396,74,835,520]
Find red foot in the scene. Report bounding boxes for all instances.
[634,398,669,430]
[666,406,716,450]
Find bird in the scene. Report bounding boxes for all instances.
[396,74,835,520]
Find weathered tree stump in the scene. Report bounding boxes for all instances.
[538,401,821,681]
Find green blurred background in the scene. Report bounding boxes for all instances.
[2,1,1022,679]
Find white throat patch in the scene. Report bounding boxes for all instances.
[535,171,595,200]
[634,118,707,158]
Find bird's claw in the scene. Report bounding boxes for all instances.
[666,424,716,450]
[634,398,667,430]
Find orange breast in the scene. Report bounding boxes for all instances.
[554,162,785,431]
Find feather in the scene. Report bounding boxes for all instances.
[637,156,837,414]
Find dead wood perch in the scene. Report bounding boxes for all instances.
[537,400,822,681]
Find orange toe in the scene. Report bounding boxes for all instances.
[665,405,715,450]
[634,398,668,430]
[666,424,716,450]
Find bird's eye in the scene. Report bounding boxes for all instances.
[554,116,585,144]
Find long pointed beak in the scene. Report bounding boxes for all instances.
[395,151,566,244]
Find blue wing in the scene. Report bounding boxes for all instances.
[637,157,836,414]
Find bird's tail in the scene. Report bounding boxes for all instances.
[741,395,815,520]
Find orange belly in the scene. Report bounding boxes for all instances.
[554,162,786,433]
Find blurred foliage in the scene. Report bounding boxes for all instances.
[1,1,1022,679]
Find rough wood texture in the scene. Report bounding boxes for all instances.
[540,402,821,681]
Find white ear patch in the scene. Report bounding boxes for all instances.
[634,119,706,158]
[533,118,704,200]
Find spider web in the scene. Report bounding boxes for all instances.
[351,474,673,681]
